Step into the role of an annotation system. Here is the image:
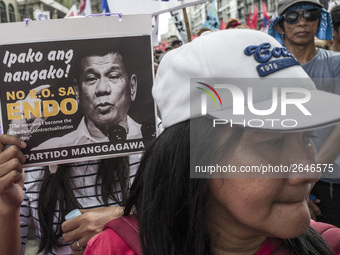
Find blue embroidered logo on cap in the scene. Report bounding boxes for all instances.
[244,43,299,77]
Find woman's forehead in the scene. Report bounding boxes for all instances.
[241,129,289,137]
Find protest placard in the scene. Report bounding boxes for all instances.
[0,15,155,166]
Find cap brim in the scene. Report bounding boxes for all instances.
[208,90,340,132]
[279,0,323,15]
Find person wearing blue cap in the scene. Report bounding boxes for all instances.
[269,0,340,227]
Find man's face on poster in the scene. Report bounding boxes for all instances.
[74,52,137,130]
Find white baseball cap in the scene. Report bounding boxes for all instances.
[153,29,340,131]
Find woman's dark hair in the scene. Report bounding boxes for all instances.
[124,117,332,255]
[282,227,333,255]
[38,157,129,254]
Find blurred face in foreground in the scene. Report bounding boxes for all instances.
[206,129,320,253]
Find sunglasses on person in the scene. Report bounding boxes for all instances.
[282,9,320,24]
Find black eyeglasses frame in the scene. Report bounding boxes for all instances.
[282,9,320,25]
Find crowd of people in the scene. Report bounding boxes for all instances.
[1,0,340,254]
